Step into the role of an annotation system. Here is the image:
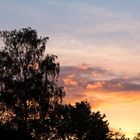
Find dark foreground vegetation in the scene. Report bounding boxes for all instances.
[0,27,138,139]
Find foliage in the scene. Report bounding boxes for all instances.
[52,101,109,140]
[0,27,65,139]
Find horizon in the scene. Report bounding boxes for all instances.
[0,0,140,139]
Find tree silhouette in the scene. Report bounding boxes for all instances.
[0,27,65,139]
[52,101,109,140]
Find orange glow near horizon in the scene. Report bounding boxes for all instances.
[62,66,140,139]
[64,90,140,139]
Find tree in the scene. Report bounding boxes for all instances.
[53,101,109,140]
[0,27,65,139]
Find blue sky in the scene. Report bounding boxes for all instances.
[1,0,140,46]
[1,0,140,138]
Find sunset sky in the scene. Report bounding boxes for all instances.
[1,0,140,139]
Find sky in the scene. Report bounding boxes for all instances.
[0,0,140,139]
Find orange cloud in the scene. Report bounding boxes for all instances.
[86,81,105,89]
[63,78,78,86]
[92,71,103,78]
[112,83,123,88]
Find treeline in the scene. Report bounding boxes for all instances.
[0,27,138,140]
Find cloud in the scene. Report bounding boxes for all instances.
[86,82,105,89]
[59,64,140,109]
[63,77,78,86]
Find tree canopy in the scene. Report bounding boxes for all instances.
[0,27,65,139]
